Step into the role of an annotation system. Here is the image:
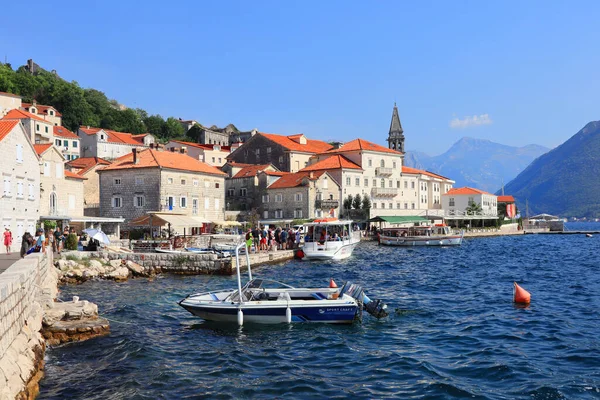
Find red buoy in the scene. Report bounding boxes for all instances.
[329,278,338,288]
[513,282,531,304]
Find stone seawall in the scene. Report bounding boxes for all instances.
[62,249,296,276]
[0,251,58,400]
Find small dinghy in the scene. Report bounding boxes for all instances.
[586,233,593,238]
[179,243,388,325]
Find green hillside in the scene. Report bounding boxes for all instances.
[0,62,187,140]
[503,121,600,218]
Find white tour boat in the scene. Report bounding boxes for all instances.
[300,218,361,261]
[378,224,464,247]
[178,243,388,325]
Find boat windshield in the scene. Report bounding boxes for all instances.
[304,224,350,243]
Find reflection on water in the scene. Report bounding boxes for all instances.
[39,227,600,399]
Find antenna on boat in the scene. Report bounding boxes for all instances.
[234,243,245,305]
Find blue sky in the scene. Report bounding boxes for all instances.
[2,1,599,154]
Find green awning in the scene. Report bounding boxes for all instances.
[367,216,429,224]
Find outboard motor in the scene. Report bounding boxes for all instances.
[339,282,389,319]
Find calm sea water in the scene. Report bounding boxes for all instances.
[39,223,600,399]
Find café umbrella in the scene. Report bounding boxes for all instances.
[82,228,110,245]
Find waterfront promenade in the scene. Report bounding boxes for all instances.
[0,252,21,274]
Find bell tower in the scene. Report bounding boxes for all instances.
[387,103,405,153]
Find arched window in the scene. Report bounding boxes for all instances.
[380,159,385,167]
[50,192,57,215]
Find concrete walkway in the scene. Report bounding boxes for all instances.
[0,252,22,274]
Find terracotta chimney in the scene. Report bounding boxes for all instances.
[133,148,138,164]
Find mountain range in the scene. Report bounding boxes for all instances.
[502,121,600,218]
[404,137,549,194]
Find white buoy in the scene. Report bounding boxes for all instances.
[237,309,244,326]
[286,306,292,323]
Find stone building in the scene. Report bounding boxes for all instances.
[97,148,227,230]
[33,144,85,219]
[306,138,405,218]
[3,109,54,144]
[263,170,340,222]
[0,119,40,237]
[401,167,454,212]
[166,140,231,167]
[221,163,284,211]
[0,91,22,118]
[22,102,62,126]
[442,187,498,217]
[227,132,333,173]
[65,157,112,216]
[53,126,80,161]
[78,126,155,160]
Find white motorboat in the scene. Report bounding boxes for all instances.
[300,218,361,261]
[378,224,464,247]
[179,243,388,325]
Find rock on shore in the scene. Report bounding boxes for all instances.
[55,258,149,283]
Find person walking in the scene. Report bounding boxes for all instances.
[53,227,63,254]
[4,228,13,254]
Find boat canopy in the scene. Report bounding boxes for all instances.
[367,216,429,224]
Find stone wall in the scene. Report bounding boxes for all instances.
[68,248,295,275]
[0,250,58,399]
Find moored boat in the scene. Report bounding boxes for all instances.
[378,224,463,246]
[178,243,388,325]
[301,218,361,260]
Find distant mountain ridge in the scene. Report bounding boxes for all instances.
[404,137,549,193]
[502,121,600,218]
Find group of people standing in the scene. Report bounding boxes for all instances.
[245,226,302,253]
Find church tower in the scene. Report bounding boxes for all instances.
[387,103,405,153]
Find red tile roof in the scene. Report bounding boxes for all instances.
[444,187,493,196]
[259,132,333,153]
[0,91,21,98]
[262,170,287,176]
[33,143,53,156]
[0,120,19,142]
[79,126,148,145]
[232,164,275,179]
[3,108,47,122]
[497,195,515,203]
[169,140,231,152]
[268,170,326,189]
[321,138,402,155]
[22,102,63,117]
[300,155,362,171]
[402,166,451,180]
[65,170,87,180]
[53,126,78,139]
[100,149,227,176]
[66,157,111,176]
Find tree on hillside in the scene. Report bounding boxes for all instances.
[162,117,186,141]
[186,123,204,143]
[143,115,166,137]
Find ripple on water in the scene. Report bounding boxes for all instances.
[39,228,600,399]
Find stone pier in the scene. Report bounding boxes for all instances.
[0,251,57,400]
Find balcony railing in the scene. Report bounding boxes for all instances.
[371,187,398,197]
[315,199,339,209]
[375,167,393,176]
